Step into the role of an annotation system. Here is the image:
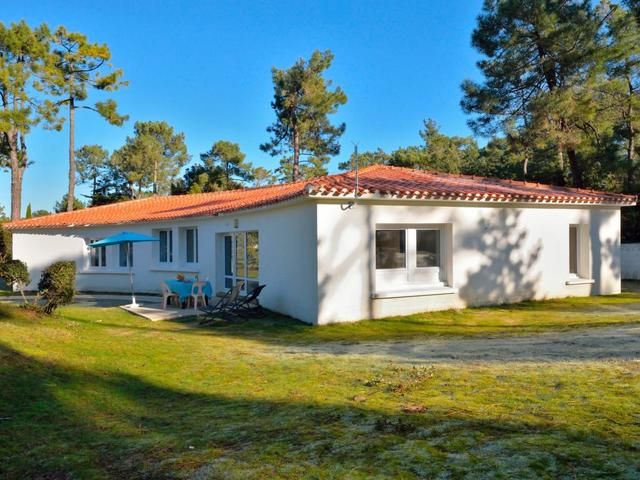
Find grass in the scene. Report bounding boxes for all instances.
[198,285,640,343]
[0,288,639,478]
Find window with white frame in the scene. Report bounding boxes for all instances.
[376,230,406,269]
[375,225,450,291]
[568,224,590,279]
[87,240,107,268]
[119,243,133,268]
[158,229,173,263]
[185,228,198,263]
[223,231,259,292]
[569,226,578,276]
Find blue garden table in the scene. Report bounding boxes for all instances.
[165,279,213,305]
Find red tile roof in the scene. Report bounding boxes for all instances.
[6,165,636,230]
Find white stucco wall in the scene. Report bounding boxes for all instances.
[12,198,624,325]
[316,200,622,325]
[12,200,318,324]
[621,243,640,279]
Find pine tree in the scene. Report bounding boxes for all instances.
[75,144,109,204]
[47,26,128,212]
[0,21,55,220]
[261,50,347,182]
[110,121,189,197]
[461,0,603,187]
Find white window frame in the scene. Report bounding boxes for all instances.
[374,224,452,293]
[568,224,591,281]
[223,231,259,293]
[185,227,199,264]
[87,239,107,269]
[158,229,173,264]
[119,243,133,268]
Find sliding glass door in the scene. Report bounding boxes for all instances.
[223,232,259,292]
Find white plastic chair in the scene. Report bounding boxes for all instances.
[161,282,179,310]
[189,281,208,309]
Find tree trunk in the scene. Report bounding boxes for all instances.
[153,160,158,194]
[7,131,23,221]
[10,149,23,221]
[566,147,584,188]
[292,130,300,182]
[626,75,636,191]
[67,95,76,212]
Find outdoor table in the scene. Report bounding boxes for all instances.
[165,279,213,307]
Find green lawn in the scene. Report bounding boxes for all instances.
[1,289,639,478]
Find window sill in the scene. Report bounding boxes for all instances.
[79,270,132,275]
[149,265,200,273]
[371,286,458,299]
[565,278,595,286]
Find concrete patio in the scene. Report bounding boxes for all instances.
[120,302,201,321]
[0,293,202,321]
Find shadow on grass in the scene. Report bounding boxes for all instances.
[0,342,638,479]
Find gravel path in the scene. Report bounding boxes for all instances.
[282,323,640,363]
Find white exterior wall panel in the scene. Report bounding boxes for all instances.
[316,201,621,325]
[12,201,318,324]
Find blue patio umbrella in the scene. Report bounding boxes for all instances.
[89,232,159,307]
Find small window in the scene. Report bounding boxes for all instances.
[569,225,578,275]
[186,228,198,263]
[119,243,133,268]
[416,230,440,268]
[376,230,406,269]
[159,230,173,263]
[89,240,107,268]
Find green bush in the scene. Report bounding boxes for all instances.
[38,261,76,315]
[0,259,30,301]
[0,223,11,262]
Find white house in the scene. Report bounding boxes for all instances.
[6,165,636,325]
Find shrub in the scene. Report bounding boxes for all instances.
[0,223,11,262]
[0,259,30,302]
[38,261,76,315]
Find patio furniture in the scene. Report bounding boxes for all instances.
[161,281,180,309]
[89,232,160,307]
[232,284,267,318]
[188,281,208,309]
[165,279,213,307]
[199,281,244,324]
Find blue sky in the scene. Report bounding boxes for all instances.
[2,0,484,213]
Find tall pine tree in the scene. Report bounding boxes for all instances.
[261,50,347,182]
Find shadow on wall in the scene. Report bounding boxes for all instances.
[457,209,543,306]
[316,203,375,323]
[0,341,635,478]
[590,209,621,295]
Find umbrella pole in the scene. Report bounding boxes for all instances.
[128,242,137,307]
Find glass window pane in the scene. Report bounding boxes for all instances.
[569,226,578,274]
[186,229,193,262]
[247,232,259,279]
[100,246,106,267]
[236,232,246,278]
[119,243,132,267]
[225,277,233,289]
[159,231,168,262]
[416,230,440,268]
[224,236,233,275]
[169,230,173,262]
[376,230,406,269]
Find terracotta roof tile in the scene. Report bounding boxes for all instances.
[6,165,636,230]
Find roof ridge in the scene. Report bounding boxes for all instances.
[372,164,636,197]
